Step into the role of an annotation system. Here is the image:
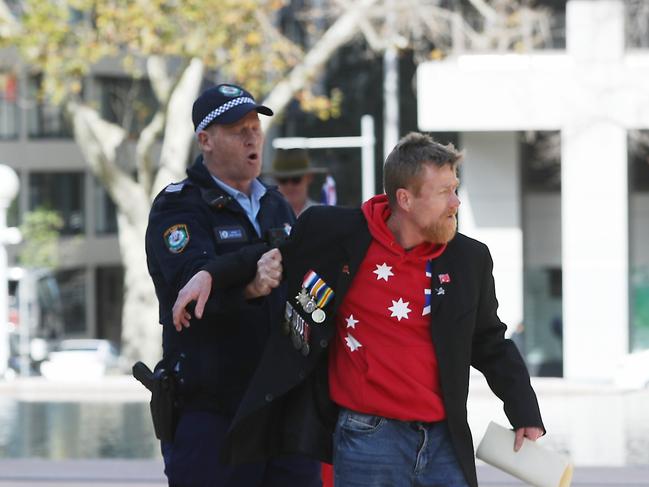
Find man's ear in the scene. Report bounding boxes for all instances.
[197,130,210,152]
[395,188,411,212]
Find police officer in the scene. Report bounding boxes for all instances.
[145,83,322,487]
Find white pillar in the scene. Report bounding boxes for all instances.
[0,165,20,377]
[562,121,628,380]
[562,0,629,380]
[458,132,523,330]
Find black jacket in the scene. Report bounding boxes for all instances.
[145,156,295,415]
[206,205,544,487]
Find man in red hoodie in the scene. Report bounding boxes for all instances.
[173,132,544,487]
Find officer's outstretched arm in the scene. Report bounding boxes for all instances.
[147,193,261,326]
[172,248,282,330]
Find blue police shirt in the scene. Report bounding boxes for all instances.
[210,173,267,237]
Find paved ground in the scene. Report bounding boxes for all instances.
[0,459,648,486]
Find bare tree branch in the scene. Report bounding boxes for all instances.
[466,0,499,23]
[135,110,165,194]
[261,0,380,131]
[147,55,174,104]
[66,100,143,216]
[152,57,205,196]
[358,18,388,51]
[253,9,303,67]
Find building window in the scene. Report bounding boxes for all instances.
[630,131,649,351]
[26,76,73,138]
[29,172,85,235]
[55,269,86,335]
[94,178,118,234]
[0,73,19,139]
[521,131,563,377]
[521,131,561,192]
[97,76,158,138]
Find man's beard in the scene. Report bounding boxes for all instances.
[422,214,457,244]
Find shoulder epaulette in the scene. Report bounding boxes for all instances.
[165,182,186,193]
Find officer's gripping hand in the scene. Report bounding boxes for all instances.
[514,426,544,452]
[172,270,212,331]
[243,249,283,299]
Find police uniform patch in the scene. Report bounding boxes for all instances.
[214,225,247,243]
[219,85,242,97]
[164,224,190,253]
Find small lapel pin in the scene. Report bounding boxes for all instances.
[436,287,445,296]
[438,273,451,284]
[342,264,350,275]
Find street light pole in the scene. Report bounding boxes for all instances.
[0,165,21,378]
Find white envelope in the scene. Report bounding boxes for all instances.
[476,421,573,487]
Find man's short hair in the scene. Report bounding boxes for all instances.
[383,132,463,207]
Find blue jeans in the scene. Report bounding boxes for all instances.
[333,409,469,487]
[162,411,321,487]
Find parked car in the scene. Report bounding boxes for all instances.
[40,339,127,380]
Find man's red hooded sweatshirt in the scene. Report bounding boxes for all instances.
[328,194,448,421]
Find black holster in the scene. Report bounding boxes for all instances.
[132,361,179,442]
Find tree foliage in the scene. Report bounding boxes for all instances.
[18,208,64,269]
[11,0,300,103]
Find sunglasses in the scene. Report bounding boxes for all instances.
[277,176,304,185]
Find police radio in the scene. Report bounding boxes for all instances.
[208,195,232,209]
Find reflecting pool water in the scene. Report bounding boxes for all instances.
[0,398,158,459]
[1,379,648,466]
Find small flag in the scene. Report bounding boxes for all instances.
[438,273,451,284]
[321,175,337,206]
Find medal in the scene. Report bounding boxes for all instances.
[301,269,334,325]
[289,311,299,337]
[301,321,311,356]
[311,308,326,323]
[296,288,310,307]
[292,315,305,350]
[304,298,317,314]
[282,303,293,335]
[292,332,303,350]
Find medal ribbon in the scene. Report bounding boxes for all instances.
[302,270,335,309]
[302,270,319,290]
[315,286,334,308]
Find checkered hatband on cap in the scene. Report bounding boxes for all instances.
[195,97,255,133]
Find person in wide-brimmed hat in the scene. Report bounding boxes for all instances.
[268,148,326,216]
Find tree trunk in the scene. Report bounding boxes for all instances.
[116,198,161,366]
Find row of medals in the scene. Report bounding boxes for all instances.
[282,288,327,356]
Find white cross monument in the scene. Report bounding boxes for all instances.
[417,0,649,381]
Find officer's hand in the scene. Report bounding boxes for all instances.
[172,270,212,331]
[243,249,283,299]
[514,426,544,452]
